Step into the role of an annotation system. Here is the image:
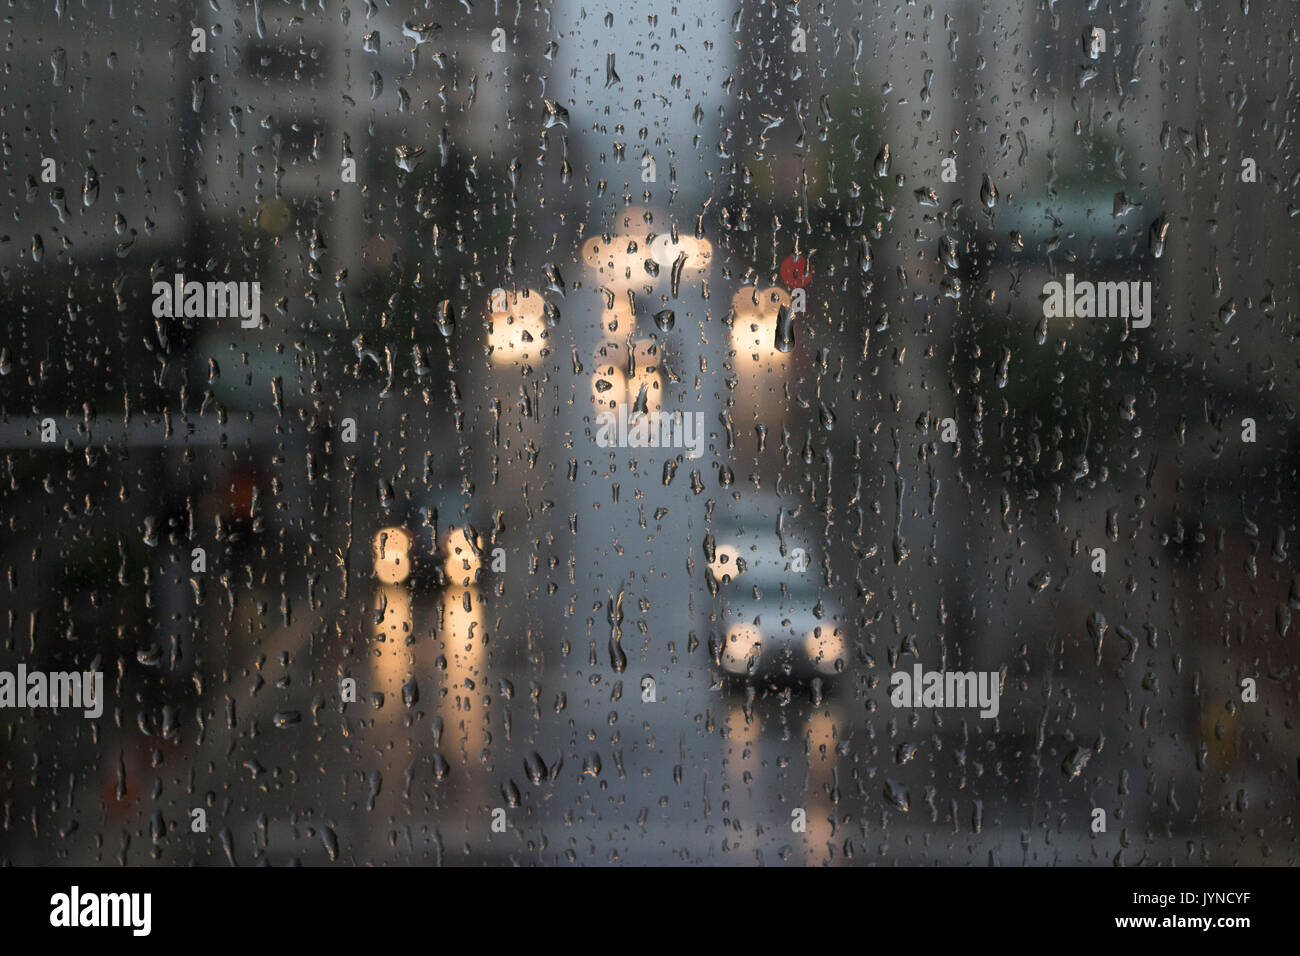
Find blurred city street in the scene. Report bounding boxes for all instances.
[0,0,1296,868]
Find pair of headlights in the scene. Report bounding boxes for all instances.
[720,623,844,675]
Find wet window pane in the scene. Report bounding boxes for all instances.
[1,0,1297,869]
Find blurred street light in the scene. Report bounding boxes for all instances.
[487,288,549,365]
[731,286,792,371]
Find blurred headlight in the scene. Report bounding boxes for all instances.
[723,622,763,674]
[805,626,845,675]
[372,527,413,584]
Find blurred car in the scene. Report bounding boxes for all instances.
[706,498,846,690]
